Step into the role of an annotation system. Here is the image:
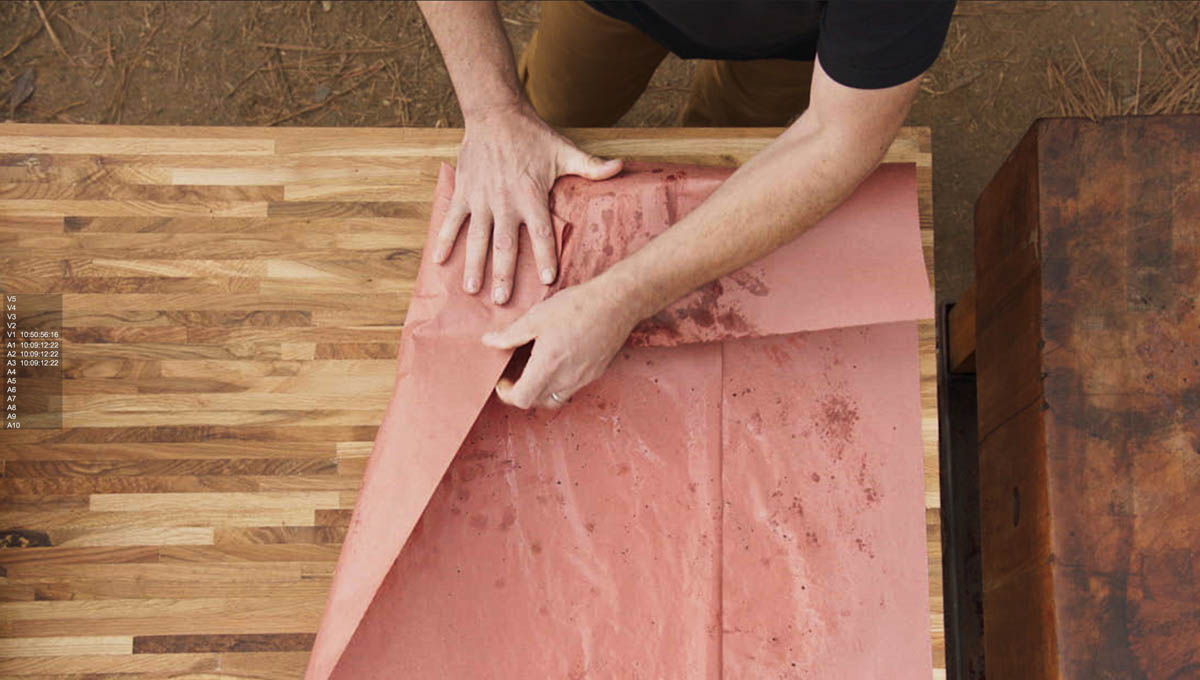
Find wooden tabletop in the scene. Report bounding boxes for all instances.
[0,124,941,679]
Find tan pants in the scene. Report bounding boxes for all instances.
[517,1,813,127]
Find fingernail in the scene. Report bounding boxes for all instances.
[540,268,555,284]
[465,277,479,293]
[493,286,506,303]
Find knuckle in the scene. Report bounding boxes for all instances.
[530,220,554,239]
[440,209,462,228]
[493,230,516,253]
[440,217,462,234]
[540,344,565,364]
[439,217,465,237]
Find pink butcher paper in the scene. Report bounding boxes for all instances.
[305,160,934,679]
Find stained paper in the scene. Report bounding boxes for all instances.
[304,161,933,679]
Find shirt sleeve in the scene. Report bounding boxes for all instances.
[817,1,956,89]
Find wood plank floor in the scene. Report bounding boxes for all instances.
[0,125,942,679]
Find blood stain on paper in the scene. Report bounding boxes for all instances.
[729,269,770,296]
[855,537,875,559]
[763,343,792,367]
[681,304,716,328]
[789,496,805,517]
[716,309,752,334]
[636,310,682,340]
[497,507,517,531]
[457,464,483,483]
[629,276,757,344]
[816,394,860,451]
[459,449,497,461]
[684,280,723,327]
[747,411,764,435]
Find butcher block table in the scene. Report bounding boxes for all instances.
[0,125,941,679]
[969,115,1200,679]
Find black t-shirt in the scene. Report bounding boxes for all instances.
[585,1,956,89]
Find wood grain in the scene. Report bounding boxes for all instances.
[0,124,940,678]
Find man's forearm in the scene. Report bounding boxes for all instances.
[417,1,527,120]
[602,81,916,324]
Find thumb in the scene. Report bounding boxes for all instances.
[493,377,521,407]
[482,314,538,350]
[559,147,623,181]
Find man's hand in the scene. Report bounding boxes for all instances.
[432,104,621,304]
[480,277,641,409]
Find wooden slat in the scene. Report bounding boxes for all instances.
[0,637,132,658]
[23,579,332,602]
[5,458,338,476]
[87,491,340,513]
[0,442,340,462]
[219,650,311,679]
[0,652,219,675]
[947,283,976,373]
[0,596,324,637]
[0,135,274,156]
[0,508,317,534]
[0,124,940,678]
[0,199,271,218]
[47,527,214,548]
[132,633,316,654]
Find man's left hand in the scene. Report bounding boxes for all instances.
[481,279,640,409]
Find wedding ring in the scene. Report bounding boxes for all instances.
[549,391,565,404]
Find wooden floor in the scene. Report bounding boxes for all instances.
[0,125,941,679]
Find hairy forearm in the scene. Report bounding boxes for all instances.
[603,100,906,324]
[417,1,528,120]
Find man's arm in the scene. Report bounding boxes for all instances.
[417,1,621,304]
[485,58,921,409]
[416,1,522,120]
[608,56,919,323]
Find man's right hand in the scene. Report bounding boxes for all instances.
[431,103,622,305]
